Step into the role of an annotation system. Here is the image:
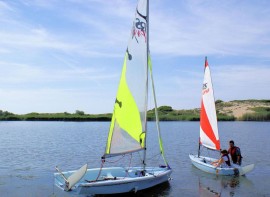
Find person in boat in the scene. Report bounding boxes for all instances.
[228,140,242,165]
[211,150,231,168]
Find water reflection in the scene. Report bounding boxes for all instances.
[195,168,253,197]
[199,176,239,197]
[95,181,171,197]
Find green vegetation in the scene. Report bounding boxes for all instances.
[232,99,270,103]
[240,107,270,121]
[216,101,233,108]
[216,113,235,121]
[0,107,233,121]
[215,99,223,104]
[75,110,85,115]
[0,110,20,120]
[0,100,269,121]
[157,106,173,112]
[0,110,112,121]
[148,107,200,121]
[148,106,233,121]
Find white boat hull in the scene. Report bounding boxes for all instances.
[189,154,254,176]
[54,166,172,195]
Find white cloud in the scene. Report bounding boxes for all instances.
[1,0,270,58]
[213,65,270,100]
[0,1,13,11]
[0,60,118,85]
[0,0,269,113]
[165,63,270,110]
[0,87,116,114]
[150,0,270,57]
[0,1,129,58]
[0,30,78,51]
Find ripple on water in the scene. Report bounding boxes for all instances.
[14,166,31,172]
[0,121,269,196]
[15,174,37,180]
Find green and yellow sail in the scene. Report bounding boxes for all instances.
[103,0,169,168]
[104,53,146,157]
[103,0,148,158]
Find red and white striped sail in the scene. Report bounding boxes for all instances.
[199,57,220,151]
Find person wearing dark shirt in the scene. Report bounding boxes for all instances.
[228,140,242,165]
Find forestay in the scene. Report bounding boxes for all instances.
[148,55,169,166]
[103,0,148,158]
[199,57,220,151]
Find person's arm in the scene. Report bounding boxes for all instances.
[237,156,241,164]
[216,157,224,167]
[212,158,224,167]
[236,148,241,164]
[211,160,218,164]
[211,159,220,165]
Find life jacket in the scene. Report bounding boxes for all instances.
[222,154,231,167]
[228,146,242,163]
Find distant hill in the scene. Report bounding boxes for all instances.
[148,99,270,121]
[215,99,270,121]
[0,99,269,121]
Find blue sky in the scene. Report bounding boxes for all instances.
[0,0,269,114]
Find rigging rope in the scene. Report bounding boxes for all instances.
[104,155,125,163]
[94,159,105,181]
[125,154,133,178]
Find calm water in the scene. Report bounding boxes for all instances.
[0,121,269,197]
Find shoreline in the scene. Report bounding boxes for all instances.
[1,99,269,122]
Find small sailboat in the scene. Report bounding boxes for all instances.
[189,57,254,176]
[54,0,172,195]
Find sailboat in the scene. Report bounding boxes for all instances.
[54,0,172,195]
[189,57,254,176]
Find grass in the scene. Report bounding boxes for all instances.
[1,99,269,121]
[240,107,270,121]
[0,107,238,122]
[232,99,270,103]
[0,111,112,121]
[217,113,235,121]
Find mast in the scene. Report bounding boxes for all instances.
[198,57,207,157]
[207,56,220,152]
[198,138,201,157]
[143,0,149,173]
[103,0,150,160]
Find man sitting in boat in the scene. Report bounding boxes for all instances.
[228,140,242,165]
[211,150,231,168]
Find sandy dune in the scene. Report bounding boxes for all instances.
[217,100,270,119]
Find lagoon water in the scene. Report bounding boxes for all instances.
[0,121,269,197]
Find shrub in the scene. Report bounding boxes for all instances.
[157,106,173,112]
[75,110,85,115]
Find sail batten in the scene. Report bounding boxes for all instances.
[199,57,220,151]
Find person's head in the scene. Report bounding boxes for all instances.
[221,149,228,155]
[229,140,235,148]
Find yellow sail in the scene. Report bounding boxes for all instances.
[103,0,148,158]
[104,53,145,157]
[103,0,169,170]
